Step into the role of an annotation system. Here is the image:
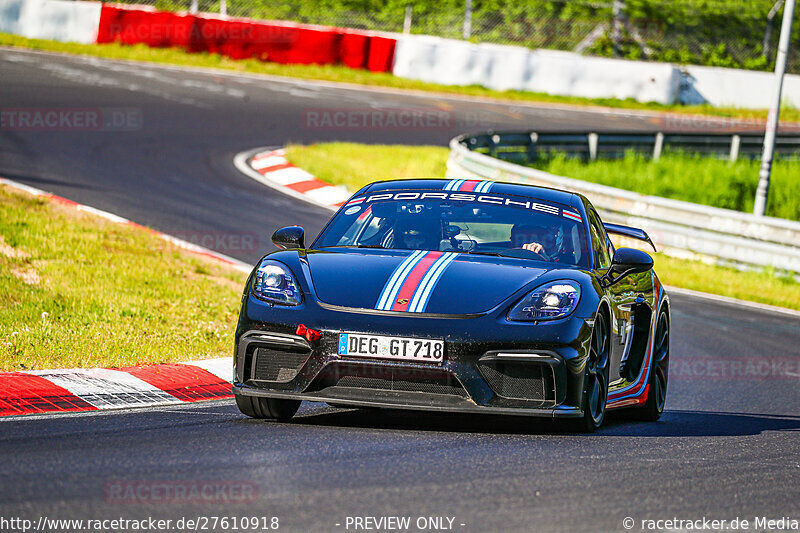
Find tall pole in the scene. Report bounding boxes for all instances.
[463,0,472,40]
[755,0,796,216]
[611,0,627,57]
[763,0,786,58]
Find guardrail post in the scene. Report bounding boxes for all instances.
[527,132,539,163]
[588,133,598,161]
[490,134,500,158]
[653,132,664,161]
[730,134,741,162]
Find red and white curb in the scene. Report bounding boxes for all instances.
[0,358,232,417]
[233,147,350,212]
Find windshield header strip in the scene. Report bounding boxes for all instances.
[345,190,582,222]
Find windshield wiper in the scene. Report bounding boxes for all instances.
[457,250,501,257]
[322,245,385,249]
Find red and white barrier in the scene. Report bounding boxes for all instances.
[95,3,396,71]
[0,0,396,71]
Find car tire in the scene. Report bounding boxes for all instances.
[235,393,301,422]
[572,310,611,433]
[629,309,669,422]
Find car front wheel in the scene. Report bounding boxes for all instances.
[573,310,610,433]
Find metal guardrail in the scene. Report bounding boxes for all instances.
[466,131,800,162]
[447,132,800,276]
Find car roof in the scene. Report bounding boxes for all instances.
[358,178,585,211]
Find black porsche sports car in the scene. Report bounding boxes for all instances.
[233,178,670,431]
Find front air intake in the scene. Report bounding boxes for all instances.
[478,360,556,403]
[252,347,311,383]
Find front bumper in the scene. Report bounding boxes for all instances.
[234,288,595,418]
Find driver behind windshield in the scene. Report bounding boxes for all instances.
[511,223,572,263]
[388,217,441,250]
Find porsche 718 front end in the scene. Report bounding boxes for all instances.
[233,179,670,431]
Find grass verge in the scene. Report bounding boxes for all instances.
[0,184,247,371]
[1,32,797,123]
[285,142,449,191]
[284,142,800,311]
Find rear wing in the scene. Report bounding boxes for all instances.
[603,223,657,252]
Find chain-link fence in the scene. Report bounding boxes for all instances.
[104,0,800,73]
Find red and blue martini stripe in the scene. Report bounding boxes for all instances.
[375,251,459,312]
[443,179,494,193]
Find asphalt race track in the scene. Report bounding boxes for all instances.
[2,48,800,532]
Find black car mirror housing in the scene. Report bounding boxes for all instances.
[602,247,654,287]
[272,226,305,250]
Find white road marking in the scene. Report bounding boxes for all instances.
[76,205,130,224]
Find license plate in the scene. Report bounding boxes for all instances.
[338,333,444,364]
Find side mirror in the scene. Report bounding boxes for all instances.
[272,226,304,250]
[603,247,653,286]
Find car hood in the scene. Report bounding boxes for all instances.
[306,249,549,315]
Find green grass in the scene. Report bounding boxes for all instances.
[284,142,800,311]
[0,185,247,371]
[2,32,798,123]
[526,152,800,222]
[285,143,449,191]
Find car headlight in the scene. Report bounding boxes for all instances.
[252,259,302,306]
[507,280,581,321]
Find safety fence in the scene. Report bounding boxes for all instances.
[466,131,800,162]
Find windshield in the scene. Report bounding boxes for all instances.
[314,190,590,268]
